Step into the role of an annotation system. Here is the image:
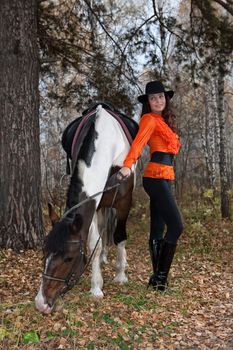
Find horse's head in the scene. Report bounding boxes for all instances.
[35,199,95,314]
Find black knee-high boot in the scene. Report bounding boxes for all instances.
[148,239,163,287]
[150,240,177,291]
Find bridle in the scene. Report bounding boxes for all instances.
[42,181,124,297]
[42,239,86,295]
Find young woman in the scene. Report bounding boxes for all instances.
[119,80,183,291]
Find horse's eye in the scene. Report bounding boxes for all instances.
[64,256,74,263]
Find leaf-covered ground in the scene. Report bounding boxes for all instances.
[0,188,233,349]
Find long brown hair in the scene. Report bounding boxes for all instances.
[140,94,177,133]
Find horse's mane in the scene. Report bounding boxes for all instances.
[45,123,98,255]
[66,121,97,211]
[44,220,72,255]
[78,123,98,166]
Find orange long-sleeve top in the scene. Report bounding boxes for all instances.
[123,113,181,180]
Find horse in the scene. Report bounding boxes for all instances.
[35,103,138,314]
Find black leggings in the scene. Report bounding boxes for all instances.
[143,178,183,245]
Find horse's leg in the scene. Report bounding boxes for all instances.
[100,231,108,265]
[114,240,128,283]
[88,212,104,297]
[113,193,132,284]
[98,209,109,265]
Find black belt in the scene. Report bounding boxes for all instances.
[150,152,174,166]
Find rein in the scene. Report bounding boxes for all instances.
[43,181,122,295]
[61,183,120,219]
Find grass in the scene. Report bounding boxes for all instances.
[113,292,157,310]
[0,188,232,349]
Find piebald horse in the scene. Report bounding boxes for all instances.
[35,104,138,314]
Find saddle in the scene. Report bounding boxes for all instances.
[61,102,139,175]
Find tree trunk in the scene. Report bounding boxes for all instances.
[201,79,218,188]
[217,64,230,218]
[0,0,44,250]
[158,3,168,78]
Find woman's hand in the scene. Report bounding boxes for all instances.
[117,167,131,180]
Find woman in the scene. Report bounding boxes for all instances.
[119,80,183,291]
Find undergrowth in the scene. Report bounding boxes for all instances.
[0,187,232,349]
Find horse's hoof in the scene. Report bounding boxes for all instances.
[113,274,128,284]
[90,288,104,298]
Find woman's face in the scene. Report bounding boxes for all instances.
[148,93,166,114]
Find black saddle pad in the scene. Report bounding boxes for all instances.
[83,101,139,139]
[61,102,139,160]
[61,117,83,159]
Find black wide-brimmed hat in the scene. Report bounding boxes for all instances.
[137,81,174,103]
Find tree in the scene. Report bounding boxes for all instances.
[190,0,233,217]
[38,0,142,203]
[0,0,43,250]
[172,0,233,217]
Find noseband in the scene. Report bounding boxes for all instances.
[42,240,86,294]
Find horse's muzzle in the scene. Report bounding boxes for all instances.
[35,286,54,314]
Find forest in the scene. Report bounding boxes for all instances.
[0,0,232,349]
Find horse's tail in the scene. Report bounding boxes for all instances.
[98,207,116,247]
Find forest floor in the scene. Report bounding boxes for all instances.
[0,187,233,350]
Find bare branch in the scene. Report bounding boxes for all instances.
[122,14,156,53]
[82,0,142,91]
[151,0,194,51]
[213,0,233,15]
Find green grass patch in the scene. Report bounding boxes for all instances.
[157,320,182,336]
[86,341,95,349]
[102,313,121,329]
[0,327,10,341]
[61,328,78,336]
[114,292,157,310]
[22,331,40,344]
[46,331,56,340]
[112,334,134,349]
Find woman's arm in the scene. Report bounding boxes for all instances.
[123,114,155,169]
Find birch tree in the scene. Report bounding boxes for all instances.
[191,0,233,217]
[174,0,233,216]
[201,78,219,187]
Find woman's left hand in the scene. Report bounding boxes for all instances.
[117,167,131,180]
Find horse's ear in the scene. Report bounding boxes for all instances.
[48,203,60,226]
[72,213,83,233]
[74,199,96,232]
